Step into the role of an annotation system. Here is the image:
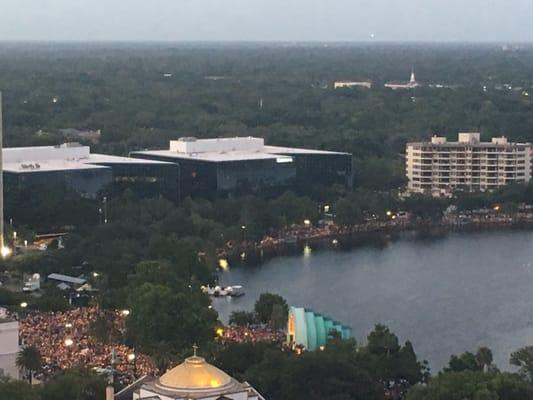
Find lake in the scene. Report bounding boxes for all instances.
[212,230,533,372]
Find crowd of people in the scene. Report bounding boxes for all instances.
[19,307,157,385]
[222,326,285,344]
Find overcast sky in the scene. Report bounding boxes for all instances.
[0,0,531,42]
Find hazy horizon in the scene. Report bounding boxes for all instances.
[1,0,532,42]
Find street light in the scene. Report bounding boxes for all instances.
[324,205,330,213]
[218,259,229,270]
[20,302,28,308]
[386,210,392,217]
[103,197,108,224]
[121,309,130,317]
[1,246,11,258]
[64,338,74,347]
[303,219,311,226]
[128,352,137,378]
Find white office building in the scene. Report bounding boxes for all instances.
[334,81,372,89]
[406,133,532,196]
[0,311,19,379]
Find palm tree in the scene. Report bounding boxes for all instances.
[16,345,42,384]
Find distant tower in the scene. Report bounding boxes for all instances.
[0,92,4,253]
[410,68,416,84]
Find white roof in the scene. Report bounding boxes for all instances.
[131,149,285,163]
[47,273,86,285]
[132,137,349,163]
[4,160,109,173]
[2,144,172,174]
[263,145,348,155]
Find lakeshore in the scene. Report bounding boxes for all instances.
[218,208,533,265]
[213,229,533,371]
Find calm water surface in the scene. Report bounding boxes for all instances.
[213,231,533,371]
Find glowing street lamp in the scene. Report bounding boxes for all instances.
[128,351,137,378]
[64,338,74,347]
[121,309,130,317]
[218,259,229,270]
[20,302,28,308]
[386,210,392,217]
[1,246,11,258]
[303,219,311,226]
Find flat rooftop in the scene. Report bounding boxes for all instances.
[131,137,349,163]
[3,143,173,173]
[407,133,531,147]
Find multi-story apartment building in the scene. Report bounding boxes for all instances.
[406,133,531,196]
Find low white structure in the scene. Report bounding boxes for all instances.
[130,353,265,400]
[385,70,419,90]
[406,132,532,196]
[139,137,347,163]
[334,81,372,89]
[3,143,169,174]
[0,312,19,379]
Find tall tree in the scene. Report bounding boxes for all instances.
[126,283,217,355]
[0,378,39,400]
[510,346,533,381]
[16,346,42,385]
[40,368,107,400]
[254,293,288,325]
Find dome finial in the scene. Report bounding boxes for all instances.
[192,343,199,357]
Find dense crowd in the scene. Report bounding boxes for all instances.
[222,326,285,344]
[20,307,157,385]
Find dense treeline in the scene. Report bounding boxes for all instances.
[3,43,533,399]
[6,330,533,400]
[1,43,533,189]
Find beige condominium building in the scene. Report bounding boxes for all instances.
[406,133,531,196]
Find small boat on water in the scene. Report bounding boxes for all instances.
[201,285,245,298]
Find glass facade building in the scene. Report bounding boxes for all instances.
[5,167,112,199]
[3,144,178,200]
[131,137,352,199]
[131,153,296,198]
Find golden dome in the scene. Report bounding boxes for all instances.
[157,356,233,392]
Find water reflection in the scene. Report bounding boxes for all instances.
[213,230,533,372]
